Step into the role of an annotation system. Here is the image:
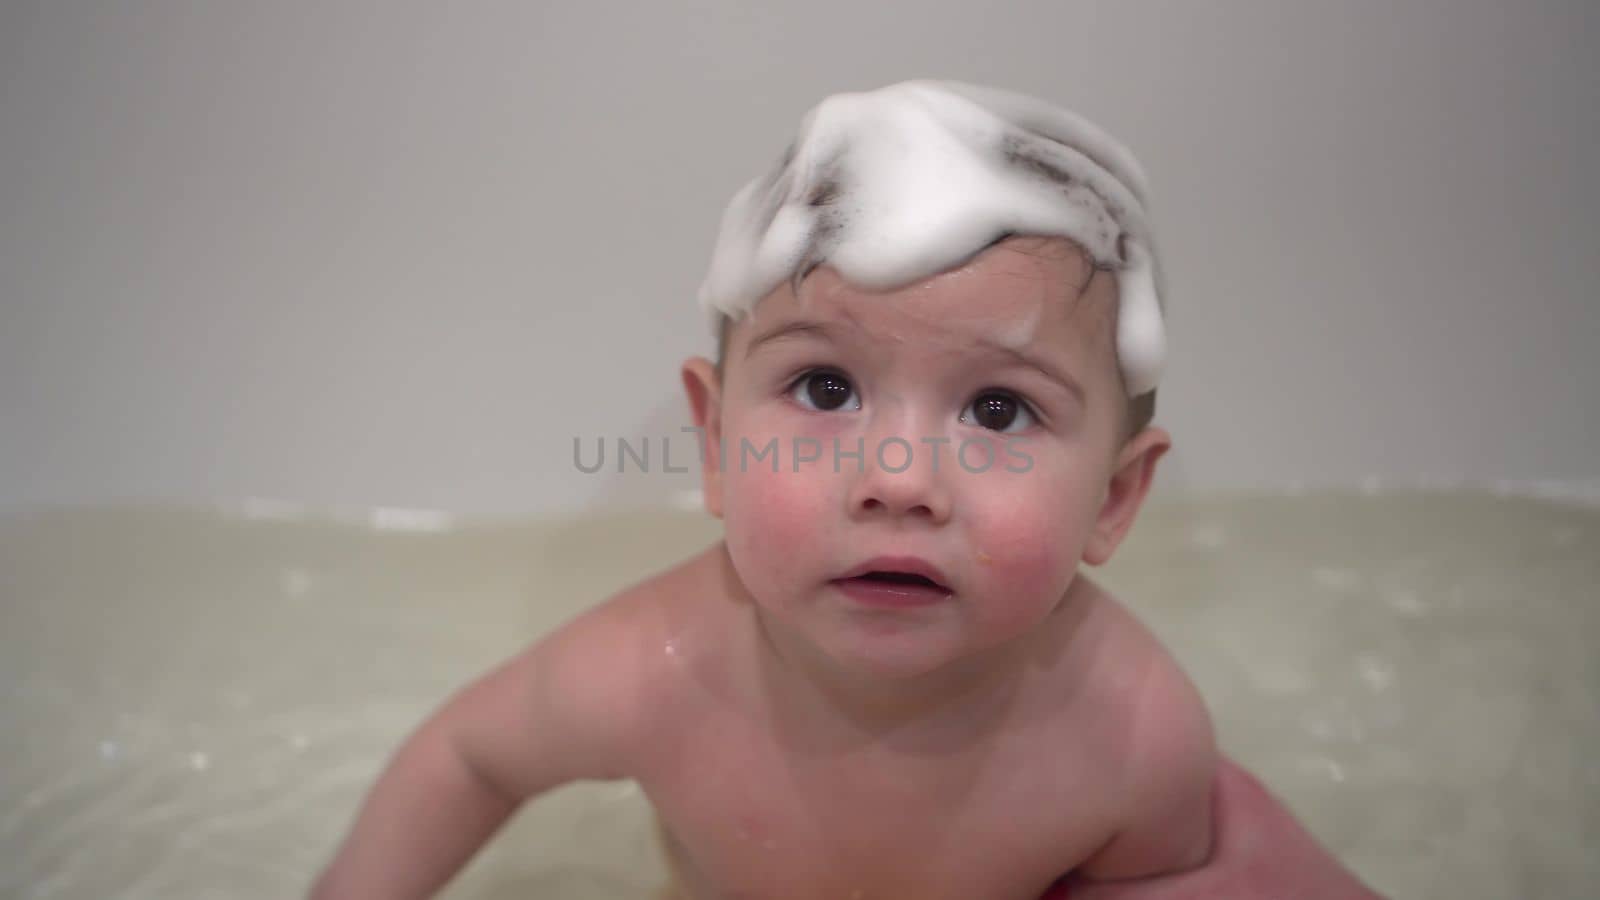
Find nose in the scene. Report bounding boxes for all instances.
[845,420,953,525]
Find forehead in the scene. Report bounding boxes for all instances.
[731,236,1115,359]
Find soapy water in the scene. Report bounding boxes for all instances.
[699,80,1166,396]
[2,492,1597,898]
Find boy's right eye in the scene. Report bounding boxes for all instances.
[789,370,859,412]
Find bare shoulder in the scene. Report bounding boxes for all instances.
[449,544,729,792]
[1090,582,1215,765]
[1072,577,1218,879]
[544,542,730,731]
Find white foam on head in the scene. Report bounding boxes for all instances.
[698,80,1167,396]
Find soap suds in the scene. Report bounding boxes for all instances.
[699,80,1167,395]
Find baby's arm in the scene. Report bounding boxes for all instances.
[1076,664,1217,881]
[310,600,642,899]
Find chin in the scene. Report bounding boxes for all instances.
[757,592,979,679]
[821,622,973,679]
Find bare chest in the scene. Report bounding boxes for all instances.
[643,714,1115,900]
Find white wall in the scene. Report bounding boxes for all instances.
[2,0,1596,519]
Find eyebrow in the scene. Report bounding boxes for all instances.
[743,317,1087,405]
[743,319,835,360]
[981,341,1087,406]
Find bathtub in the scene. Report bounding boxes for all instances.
[3,491,1596,898]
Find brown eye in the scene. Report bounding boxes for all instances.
[794,371,857,412]
[966,392,1034,432]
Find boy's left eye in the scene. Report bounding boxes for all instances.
[963,392,1036,433]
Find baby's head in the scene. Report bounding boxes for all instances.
[681,81,1172,676]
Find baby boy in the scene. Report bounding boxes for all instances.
[313,80,1216,899]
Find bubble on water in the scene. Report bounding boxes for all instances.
[1312,567,1362,591]
[98,740,119,761]
[1356,654,1395,692]
[366,507,454,533]
[188,751,210,771]
[1385,588,1427,617]
[1297,755,1347,783]
[1302,713,1338,741]
[288,733,310,751]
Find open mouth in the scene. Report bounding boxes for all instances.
[832,563,953,607]
[849,571,947,590]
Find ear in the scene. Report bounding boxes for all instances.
[680,357,726,518]
[1082,426,1171,566]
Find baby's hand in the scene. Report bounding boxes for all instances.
[1064,758,1383,900]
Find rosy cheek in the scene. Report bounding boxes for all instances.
[724,463,833,594]
[737,470,816,543]
[969,473,1089,604]
[980,516,1063,596]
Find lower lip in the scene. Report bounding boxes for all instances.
[830,578,952,608]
